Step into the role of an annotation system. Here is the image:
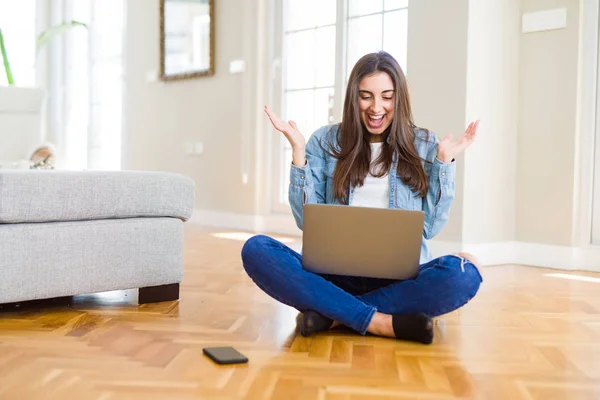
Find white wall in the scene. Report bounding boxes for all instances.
[517,0,580,246]
[123,0,263,215]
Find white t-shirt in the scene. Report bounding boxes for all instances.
[349,142,389,208]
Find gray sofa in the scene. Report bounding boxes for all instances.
[0,170,195,305]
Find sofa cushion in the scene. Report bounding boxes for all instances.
[0,170,195,223]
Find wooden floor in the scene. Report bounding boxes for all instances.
[1,225,600,399]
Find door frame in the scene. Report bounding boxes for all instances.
[578,0,600,245]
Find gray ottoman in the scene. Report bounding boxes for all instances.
[0,170,195,305]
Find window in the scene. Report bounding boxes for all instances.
[347,0,408,78]
[273,0,409,211]
[0,0,36,86]
[60,0,124,170]
[86,0,125,170]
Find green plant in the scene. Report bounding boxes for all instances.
[0,28,14,85]
[0,20,87,86]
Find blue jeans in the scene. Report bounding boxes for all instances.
[241,235,483,335]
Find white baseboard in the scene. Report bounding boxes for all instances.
[428,241,518,267]
[428,240,600,272]
[259,213,303,236]
[189,209,260,232]
[189,209,600,273]
[516,242,600,272]
[189,209,301,236]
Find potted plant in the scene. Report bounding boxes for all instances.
[0,21,86,168]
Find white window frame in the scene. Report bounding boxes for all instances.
[588,0,600,245]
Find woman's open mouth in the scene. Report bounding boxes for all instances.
[367,114,385,129]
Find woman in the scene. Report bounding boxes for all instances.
[241,51,482,344]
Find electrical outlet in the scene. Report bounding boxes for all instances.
[185,141,194,155]
[194,142,204,155]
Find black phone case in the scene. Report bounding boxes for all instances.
[203,347,248,365]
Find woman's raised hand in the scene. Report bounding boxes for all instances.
[264,105,307,166]
[437,120,480,163]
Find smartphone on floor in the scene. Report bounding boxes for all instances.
[203,346,248,365]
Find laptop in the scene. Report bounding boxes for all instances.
[301,203,425,280]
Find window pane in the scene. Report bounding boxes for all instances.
[316,0,336,27]
[286,0,336,31]
[0,0,36,86]
[90,21,123,60]
[93,0,123,21]
[285,89,315,141]
[315,26,336,87]
[91,62,122,103]
[72,0,91,20]
[383,10,408,73]
[284,88,334,144]
[349,0,383,17]
[284,30,315,90]
[90,101,121,151]
[285,0,315,31]
[314,87,335,129]
[280,87,333,204]
[90,0,124,171]
[347,14,383,78]
[90,0,124,59]
[285,26,336,90]
[385,0,408,10]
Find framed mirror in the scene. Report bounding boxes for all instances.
[160,0,214,81]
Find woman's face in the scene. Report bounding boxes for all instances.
[358,72,395,135]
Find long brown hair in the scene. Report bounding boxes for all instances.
[325,51,430,204]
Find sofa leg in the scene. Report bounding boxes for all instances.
[138,283,179,304]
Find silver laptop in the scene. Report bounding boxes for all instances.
[301,204,424,280]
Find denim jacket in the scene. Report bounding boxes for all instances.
[288,124,456,264]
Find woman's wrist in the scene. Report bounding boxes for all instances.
[436,151,453,164]
[292,147,306,167]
